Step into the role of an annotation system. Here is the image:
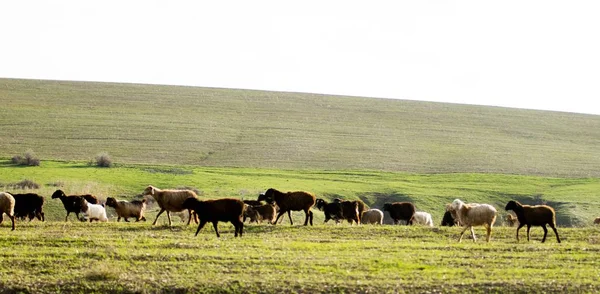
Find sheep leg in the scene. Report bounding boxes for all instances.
[124,218,130,222]
[526,225,532,242]
[212,221,220,238]
[515,223,525,242]
[273,210,285,225]
[470,226,477,242]
[166,211,173,227]
[303,209,311,226]
[10,215,15,231]
[152,209,166,225]
[309,210,313,226]
[458,226,470,242]
[233,219,243,237]
[195,220,208,236]
[65,212,70,222]
[117,216,121,222]
[485,224,492,242]
[541,225,548,243]
[549,223,561,243]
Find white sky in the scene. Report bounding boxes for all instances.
[1,1,600,115]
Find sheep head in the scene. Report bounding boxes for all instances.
[382,203,391,212]
[257,190,274,204]
[105,197,117,208]
[451,199,464,211]
[505,200,519,211]
[51,190,65,199]
[315,199,327,210]
[142,186,156,197]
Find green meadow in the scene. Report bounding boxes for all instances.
[1,78,600,293]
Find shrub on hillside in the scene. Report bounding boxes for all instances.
[94,152,113,168]
[11,150,40,166]
[9,179,40,189]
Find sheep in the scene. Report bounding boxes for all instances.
[448,199,497,242]
[244,204,261,223]
[505,200,561,243]
[334,198,369,220]
[181,197,245,237]
[0,192,16,230]
[257,188,316,226]
[315,198,345,224]
[361,209,384,225]
[441,210,458,227]
[11,193,45,222]
[505,213,518,227]
[382,202,415,225]
[595,217,600,225]
[246,203,276,224]
[141,185,199,227]
[105,197,147,222]
[81,199,108,222]
[51,190,99,221]
[412,211,434,227]
[242,199,265,222]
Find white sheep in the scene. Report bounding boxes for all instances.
[82,200,108,222]
[0,192,16,230]
[360,209,384,225]
[448,199,497,242]
[141,185,198,226]
[412,211,434,227]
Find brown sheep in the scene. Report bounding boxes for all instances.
[0,192,16,230]
[505,213,518,227]
[334,198,368,224]
[258,188,316,226]
[247,203,276,224]
[181,197,245,237]
[594,217,600,225]
[382,202,415,225]
[505,200,560,243]
[141,185,198,227]
[105,197,147,222]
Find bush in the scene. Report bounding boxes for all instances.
[9,179,40,189]
[94,152,113,168]
[11,150,40,166]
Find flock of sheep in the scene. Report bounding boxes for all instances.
[0,186,566,243]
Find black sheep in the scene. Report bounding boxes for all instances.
[441,210,458,227]
[12,193,45,221]
[182,197,245,237]
[51,190,98,222]
[383,202,415,225]
[315,199,344,223]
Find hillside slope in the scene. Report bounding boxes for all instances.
[1,78,599,177]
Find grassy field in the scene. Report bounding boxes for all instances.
[1,78,600,177]
[1,222,598,293]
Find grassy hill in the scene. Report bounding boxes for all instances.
[1,78,599,177]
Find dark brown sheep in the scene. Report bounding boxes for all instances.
[181,197,245,237]
[382,202,415,225]
[12,193,45,221]
[334,198,368,223]
[257,188,316,226]
[51,190,99,221]
[505,200,560,243]
[242,199,265,222]
[105,197,147,222]
[594,217,600,225]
